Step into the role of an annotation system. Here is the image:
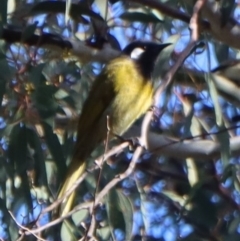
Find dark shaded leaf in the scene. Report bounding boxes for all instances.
[29,63,46,87]
[187,186,218,230]
[62,134,75,162]
[21,22,38,42]
[8,124,32,210]
[223,233,240,241]
[0,1,8,25]
[214,43,229,64]
[0,157,7,183]
[220,0,235,27]
[33,84,59,118]
[26,127,48,187]
[0,198,18,241]
[107,33,121,51]
[119,12,163,23]
[30,1,104,22]
[41,121,66,180]
[106,189,130,240]
[116,190,133,241]
[62,95,76,109]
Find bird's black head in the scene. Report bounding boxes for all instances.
[122,41,171,79]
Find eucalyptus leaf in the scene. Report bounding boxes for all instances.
[119,12,162,23]
[106,189,126,240]
[116,190,133,241]
[41,121,66,180]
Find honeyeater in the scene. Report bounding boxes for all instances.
[58,41,170,216]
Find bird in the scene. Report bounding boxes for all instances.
[58,41,171,216]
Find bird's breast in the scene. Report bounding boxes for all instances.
[106,57,153,135]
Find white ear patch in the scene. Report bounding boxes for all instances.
[130,47,145,59]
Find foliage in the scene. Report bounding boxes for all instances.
[0,0,240,241]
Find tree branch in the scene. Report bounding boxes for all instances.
[0,28,121,63]
[129,0,240,50]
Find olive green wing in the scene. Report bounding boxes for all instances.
[76,66,116,140]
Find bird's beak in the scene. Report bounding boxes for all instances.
[156,43,172,52]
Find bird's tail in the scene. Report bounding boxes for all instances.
[58,160,86,217]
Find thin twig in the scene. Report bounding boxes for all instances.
[25,202,92,235]
[95,141,130,165]
[8,211,47,241]
[42,141,130,216]
[94,146,143,205]
[24,146,143,236]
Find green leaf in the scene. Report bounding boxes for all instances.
[116,190,133,241]
[60,220,82,241]
[106,189,125,240]
[8,124,28,175]
[72,209,89,225]
[8,124,32,210]
[41,121,66,180]
[106,189,133,241]
[221,164,233,183]
[228,216,240,234]
[30,1,104,22]
[162,190,187,207]
[119,12,162,23]
[26,127,48,187]
[0,0,8,25]
[207,74,230,164]
[55,89,69,99]
[33,84,59,118]
[97,226,111,241]
[217,125,230,167]
[208,74,222,126]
